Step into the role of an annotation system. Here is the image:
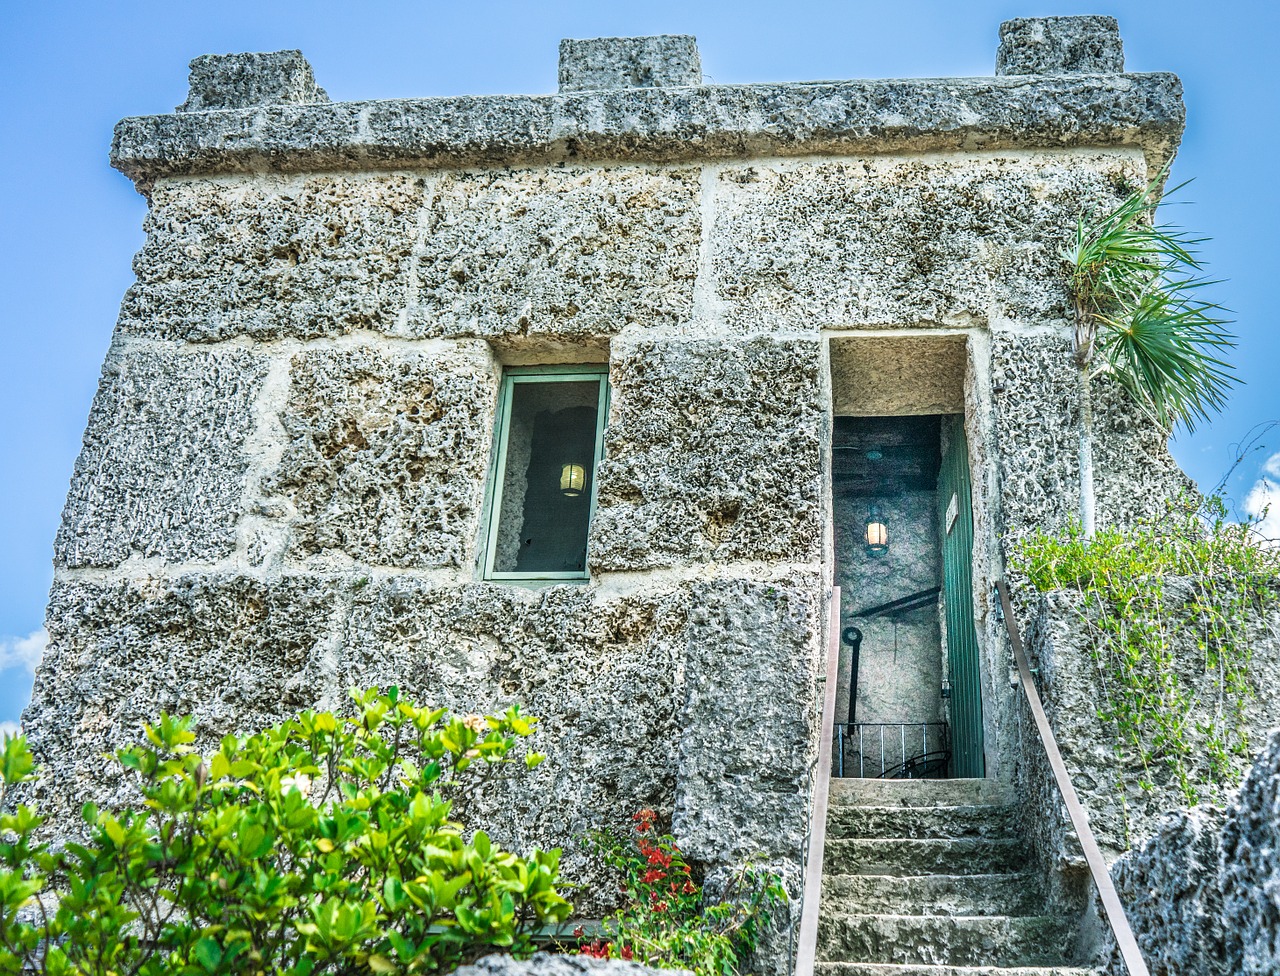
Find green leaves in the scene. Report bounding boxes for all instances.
[1064,171,1238,433]
[0,688,568,975]
[1013,496,1279,819]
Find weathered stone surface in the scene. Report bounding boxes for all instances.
[55,347,269,569]
[997,17,1125,77]
[1090,374,1196,525]
[408,167,700,345]
[110,74,1185,184]
[559,36,702,92]
[120,174,423,341]
[1108,807,1229,976]
[178,50,328,112]
[340,575,689,907]
[1026,587,1280,860]
[263,343,498,569]
[673,576,822,865]
[21,574,341,825]
[991,328,1081,554]
[710,153,1143,331]
[1221,728,1280,975]
[591,336,824,571]
[457,954,690,976]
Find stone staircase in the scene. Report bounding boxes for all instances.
[815,778,1099,976]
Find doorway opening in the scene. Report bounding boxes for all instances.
[831,410,985,780]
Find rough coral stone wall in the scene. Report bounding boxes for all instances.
[1020,588,1280,866]
[29,86,1196,973]
[1099,729,1280,975]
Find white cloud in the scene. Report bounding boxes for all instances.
[1244,451,1280,546]
[0,629,46,675]
[0,721,19,740]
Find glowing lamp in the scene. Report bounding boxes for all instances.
[560,462,587,497]
[865,505,889,556]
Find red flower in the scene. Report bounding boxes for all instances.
[653,900,668,913]
[646,849,672,868]
[620,946,634,961]
[641,868,666,884]
[682,880,696,894]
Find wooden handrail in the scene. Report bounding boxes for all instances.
[794,585,840,976]
[995,579,1150,976]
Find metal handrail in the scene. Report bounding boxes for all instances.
[794,586,840,976]
[995,579,1150,976]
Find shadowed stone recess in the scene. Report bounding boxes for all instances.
[263,343,498,569]
[178,50,329,112]
[54,348,269,569]
[121,174,423,341]
[997,16,1125,77]
[559,36,701,92]
[339,576,689,911]
[111,73,1184,184]
[591,335,824,570]
[408,166,700,345]
[20,574,341,826]
[711,153,1143,330]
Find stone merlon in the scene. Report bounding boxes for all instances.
[111,16,1183,188]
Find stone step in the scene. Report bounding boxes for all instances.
[829,778,1014,809]
[824,838,1024,876]
[826,804,1019,840]
[817,913,1075,968]
[821,872,1044,917]
[815,964,1098,976]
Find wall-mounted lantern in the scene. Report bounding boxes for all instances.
[560,462,587,497]
[865,504,889,556]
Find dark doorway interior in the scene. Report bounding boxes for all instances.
[833,414,983,779]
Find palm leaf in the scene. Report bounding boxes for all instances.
[1065,170,1238,432]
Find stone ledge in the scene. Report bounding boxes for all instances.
[111,72,1184,187]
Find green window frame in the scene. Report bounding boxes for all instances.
[480,365,610,581]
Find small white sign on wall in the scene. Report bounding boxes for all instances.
[945,492,959,535]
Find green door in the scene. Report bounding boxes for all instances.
[939,416,985,778]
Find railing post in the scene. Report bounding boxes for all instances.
[995,579,1150,976]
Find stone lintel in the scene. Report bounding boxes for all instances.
[179,50,329,112]
[113,72,1184,187]
[559,35,702,92]
[997,16,1125,76]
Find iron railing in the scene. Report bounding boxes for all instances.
[995,579,1150,976]
[834,721,949,778]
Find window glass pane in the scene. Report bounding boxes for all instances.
[491,378,601,575]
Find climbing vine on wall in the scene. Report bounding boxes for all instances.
[1014,495,1280,810]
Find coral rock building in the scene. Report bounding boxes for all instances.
[26,13,1191,965]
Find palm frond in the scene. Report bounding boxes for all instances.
[1064,169,1239,433]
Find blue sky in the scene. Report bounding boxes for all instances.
[2,1,1278,728]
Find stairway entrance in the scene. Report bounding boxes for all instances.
[832,414,984,779]
[815,779,1096,974]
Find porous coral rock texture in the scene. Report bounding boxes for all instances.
[591,335,824,571]
[456,953,690,976]
[120,174,424,342]
[1221,728,1280,974]
[54,347,270,569]
[22,574,341,826]
[408,166,701,346]
[263,342,498,569]
[709,152,1144,332]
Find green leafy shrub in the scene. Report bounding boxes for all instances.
[574,809,786,976]
[0,688,571,975]
[1013,495,1280,811]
